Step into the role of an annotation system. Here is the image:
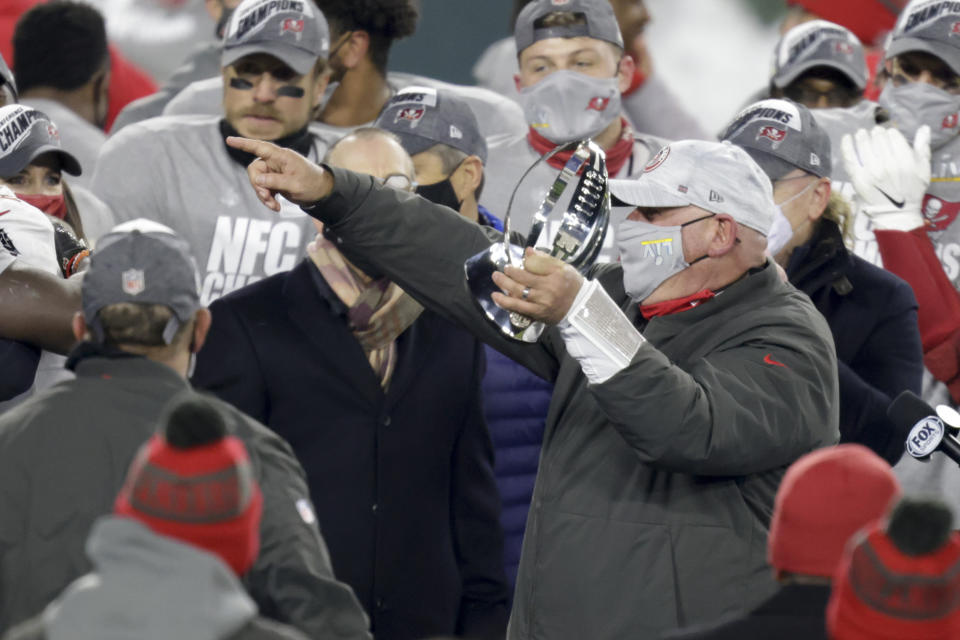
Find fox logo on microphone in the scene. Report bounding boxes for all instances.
[907,416,944,458]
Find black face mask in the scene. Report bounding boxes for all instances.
[415,177,462,212]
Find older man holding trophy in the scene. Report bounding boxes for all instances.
[225,123,840,638]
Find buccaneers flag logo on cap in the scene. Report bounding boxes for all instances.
[757,126,786,145]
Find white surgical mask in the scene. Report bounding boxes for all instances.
[617,214,713,302]
[768,178,817,255]
[879,81,960,150]
[519,70,621,143]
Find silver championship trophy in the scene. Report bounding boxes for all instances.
[464,139,610,342]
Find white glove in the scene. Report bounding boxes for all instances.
[840,125,931,231]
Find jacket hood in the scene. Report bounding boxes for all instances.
[43,516,257,640]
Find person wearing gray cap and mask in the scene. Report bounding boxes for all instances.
[480,0,666,263]
[225,129,839,639]
[769,20,870,110]
[723,98,922,466]
[0,219,373,639]
[92,0,332,305]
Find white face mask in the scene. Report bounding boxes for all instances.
[617,214,713,303]
[879,80,960,149]
[519,70,621,143]
[767,178,817,255]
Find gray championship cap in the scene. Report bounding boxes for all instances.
[374,87,487,163]
[772,20,868,91]
[887,0,960,75]
[0,104,81,177]
[222,0,330,75]
[721,98,832,181]
[0,52,16,102]
[609,140,776,236]
[82,220,201,344]
[514,0,624,54]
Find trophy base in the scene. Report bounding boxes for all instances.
[464,242,545,343]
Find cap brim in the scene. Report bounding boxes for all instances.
[222,43,319,76]
[887,37,960,76]
[609,177,689,209]
[389,130,436,158]
[740,148,802,181]
[32,146,82,176]
[773,59,866,91]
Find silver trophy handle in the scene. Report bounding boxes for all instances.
[464,140,610,342]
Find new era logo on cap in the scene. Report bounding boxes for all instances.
[449,125,463,139]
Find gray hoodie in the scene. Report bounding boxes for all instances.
[42,516,259,640]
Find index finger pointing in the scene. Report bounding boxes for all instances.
[226,136,280,159]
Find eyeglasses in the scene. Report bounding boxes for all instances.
[782,82,860,108]
[379,173,415,192]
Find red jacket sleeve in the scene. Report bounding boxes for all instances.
[875,227,960,399]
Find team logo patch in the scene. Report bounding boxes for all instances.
[677,185,688,193]
[757,125,786,145]
[586,96,611,112]
[396,107,424,124]
[122,269,145,296]
[944,113,959,129]
[644,146,670,173]
[952,21,960,35]
[550,0,571,5]
[834,41,854,54]
[47,124,60,142]
[281,18,304,39]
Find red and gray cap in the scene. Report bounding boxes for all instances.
[0,104,81,178]
[82,220,201,345]
[886,0,960,76]
[0,52,16,102]
[514,0,624,54]
[721,98,832,180]
[609,140,777,235]
[222,0,330,75]
[772,20,868,91]
[374,87,487,163]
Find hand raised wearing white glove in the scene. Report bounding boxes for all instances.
[840,125,932,231]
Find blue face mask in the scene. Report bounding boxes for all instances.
[617,214,713,302]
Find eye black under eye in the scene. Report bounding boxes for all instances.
[230,77,254,90]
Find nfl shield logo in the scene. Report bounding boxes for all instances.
[122,269,145,296]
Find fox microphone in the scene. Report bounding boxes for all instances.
[888,391,960,465]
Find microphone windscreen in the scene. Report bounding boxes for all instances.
[888,390,935,430]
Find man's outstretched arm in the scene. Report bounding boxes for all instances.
[0,263,80,354]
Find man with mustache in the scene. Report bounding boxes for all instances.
[91,0,331,304]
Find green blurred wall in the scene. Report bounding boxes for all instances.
[388,0,516,85]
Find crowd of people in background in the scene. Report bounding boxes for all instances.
[1,0,960,638]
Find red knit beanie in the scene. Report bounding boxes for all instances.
[768,444,901,578]
[114,394,263,576]
[828,499,960,640]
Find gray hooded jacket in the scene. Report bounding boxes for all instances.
[3,517,307,640]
